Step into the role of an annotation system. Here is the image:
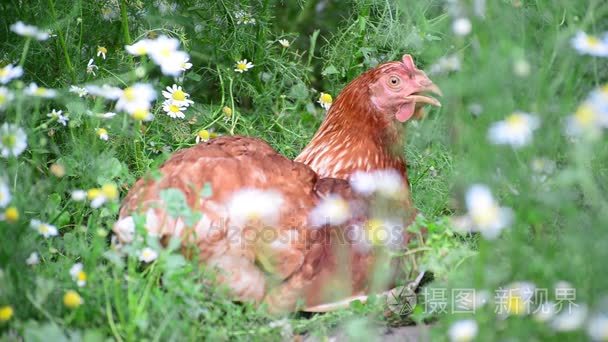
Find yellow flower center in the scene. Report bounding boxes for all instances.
[1,134,16,148]
[507,295,526,315]
[77,271,87,282]
[96,128,108,137]
[575,104,596,127]
[97,46,107,54]
[169,104,180,113]
[197,129,210,141]
[136,46,147,54]
[63,290,83,309]
[38,224,50,234]
[601,84,608,95]
[35,88,48,96]
[5,206,19,223]
[159,47,172,57]
[505,113,525,129]
[0,94,5,105]
[0,68,8,77]
[172,89,186,101]
[101,183,118,200]
[123,87,136,101]
[319,93,333,104]
[586,36,600,47]
[366,219,388,246]
[0,306,13,322]
[132,108,149,121]
[236,63,248,71]
[471,204,499,228]
[222,106,233,117]
[87,188,102,200]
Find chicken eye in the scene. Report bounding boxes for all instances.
[388,76,401,87]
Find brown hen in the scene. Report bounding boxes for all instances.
[113,54,441,313]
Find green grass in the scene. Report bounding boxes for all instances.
[0,0,607,340]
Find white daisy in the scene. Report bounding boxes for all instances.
[139,247,158,263]
[550,304,588,332]
[587,314,608,341]
[97,112,117,119]
[364,217,404,248]
[162,100,187,119]
[125,39,154,56]
[69,85,88,97]
[349,169,405,197]
[234,59,254,73]
[234,10,256,25]
[0,123,27,158]
[448,319,478,342]
[278,39,290,48]
[97,46,107,59]
[309,194,351,227]
[161,84,194,106]
[31,219,58,238]
[0,64,24,84]
[26,252,40,266]
[195,129,211,143]
[566,87,608,137]
[0,87,13,111]
[116,83,156,114]
[85,84,122,100]
[25,83,57,98]
[227,188,283,227]
[428,54,461,75]
[47,109,69,126]
[0,179,10,207]
[452,17,472,36]
[69,262,87,287]
[488,111,540,147]
[86,59,98,76]
[317,92,333,110]
[96,128,109,141]
[456,184,513,240]
[180,56,192,71]
[147,36,187,76]
[571,31,608,57]
[10,21,50,40]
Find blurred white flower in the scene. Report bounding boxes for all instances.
[278,39,290,48]
[147,36,189,76]
[25,83,57,98]
[139,247,158,263]
[86,59,98,76]
[98,112,117,119]
[452,18,472,36]
[234,59,254,73]
[31,219,58,238]
[0,87,14,111]
[571,31,608,57]
[180,56,192,71]
[125,39,154,56]
[534,301,557,322]
[454,184,513,240]
[350,169,405,197]
[488,111,540,147]
[71,190,87,201]
[448,319,478,342]
[317,92,333,110]
[162,100,187,119]
[0,179,10,207]
[428,54,461,75]
[69,85,88,97]
[565,86,608,137]
[455,290,490,312]
[587,314,608,341]
[364,217,404,248]
[234,10,256,25]
[97,46,107,59]
[116,83,156,114]
[85,84,122,100]
[498,281,536,316]
[550,304,588,332]
[47,109,69,126]
[162,84,194,107]
[0,64,23,84]
[227,188,283,227]
[113,216,135,244]
[513,58,531,77]
[10,21,49,40]
[96,128,109,141]
[69,262,87,287]
[26,252,39,266]
[0,123,27,158]
[309,194,350,227]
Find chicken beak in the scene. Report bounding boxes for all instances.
[404,83,443,108]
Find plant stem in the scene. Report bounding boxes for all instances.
[119,0,132,45]
[18,38,31,66]
[48,0,76,82]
